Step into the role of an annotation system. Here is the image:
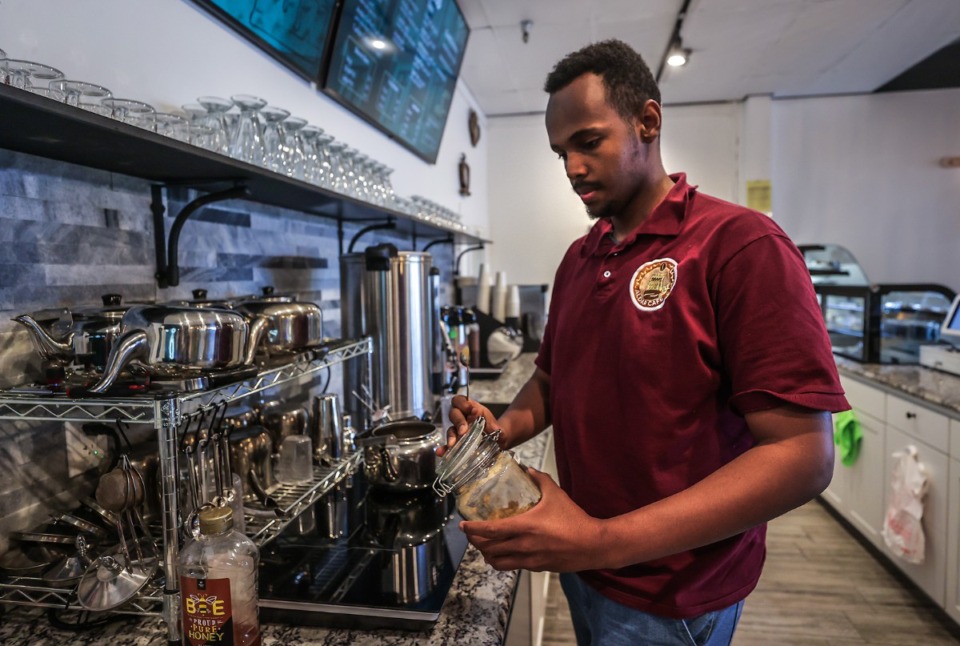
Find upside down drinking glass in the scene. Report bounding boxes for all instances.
[229,94,267,166]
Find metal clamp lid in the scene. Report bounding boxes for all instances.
[432,417,501,497]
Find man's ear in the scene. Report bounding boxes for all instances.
[636,99,662,143]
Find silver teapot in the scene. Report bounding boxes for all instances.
[13,294,130,371]
[234,297,324,355]
[87,304,267,394]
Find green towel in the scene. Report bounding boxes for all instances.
[833,409,863,467]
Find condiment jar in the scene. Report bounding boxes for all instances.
[433,417,541,520]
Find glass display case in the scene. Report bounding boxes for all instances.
[816,284,954,364]
[801,244,955,364]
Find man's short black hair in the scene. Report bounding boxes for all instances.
[544,39,661,122]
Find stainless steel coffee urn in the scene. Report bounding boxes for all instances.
[341,244,437,425]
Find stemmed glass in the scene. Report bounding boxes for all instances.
[339,147,360,197]
[299,125,323,185]
[196,96,234,155]
[370,162,395,207]
[2,60,64,92]
[49,80,112,115]
[280,116,308,179]
[181,103,220,151]
[258,106,290,173]
[315,133,335,189]
[326,141,348,194]
[102,98,155,130]
[353,153,372,201]
[154,112,190,142]
[229,94,267,166]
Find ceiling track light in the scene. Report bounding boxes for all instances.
[666,40,691,67]
[521,19,533,44]
[655,0,693,83]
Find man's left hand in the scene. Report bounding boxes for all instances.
[459,468,606,572]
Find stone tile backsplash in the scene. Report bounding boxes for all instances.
[0,149,454,545]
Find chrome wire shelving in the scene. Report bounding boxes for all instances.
[0,338,372,425]
[0,337,372,642]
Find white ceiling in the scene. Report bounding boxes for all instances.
[457,0,960,116]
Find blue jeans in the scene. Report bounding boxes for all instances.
[559,573,745,646]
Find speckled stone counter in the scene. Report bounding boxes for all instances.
[836,356,960,417]
[0,356,547,646]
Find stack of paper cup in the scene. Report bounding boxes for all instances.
[492,271,508,322]
[476,264,492,314]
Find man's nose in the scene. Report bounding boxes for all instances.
[565,154,586,180]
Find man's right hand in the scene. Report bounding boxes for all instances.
[437,395,504,457]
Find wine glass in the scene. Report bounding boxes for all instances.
[229,94,267,166]
[315,133,335,189]
[49,80,112,115]
[326,141,348,194]
[280,116,308,179]
[102,98,155,129]
[299,125,323,185]
[258,105,290,173]
[154,112,190,142]
[339,147,360,197]
[3,60,64,92]
[196,96,233,155]
[181,103,220,151]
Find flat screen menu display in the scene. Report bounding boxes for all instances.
[193,0,338,81]
[324,0,469,163]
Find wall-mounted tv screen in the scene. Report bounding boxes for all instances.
[323,0,469,163]
[193,0,338,81]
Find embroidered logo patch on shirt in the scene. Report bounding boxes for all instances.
[629,258,678,311]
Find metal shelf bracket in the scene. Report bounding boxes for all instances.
[153,183,250,288]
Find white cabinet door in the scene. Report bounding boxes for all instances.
[886,394,950,453]
[826,376,886,525]
[946,458,960,624]
[883,427,949,606]
[845,412,885,547]
[840,375,886,423]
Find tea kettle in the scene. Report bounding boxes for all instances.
[13,294,130,371]
[87,304,267,394]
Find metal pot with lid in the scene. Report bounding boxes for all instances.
[235,293,324,356]
[87,304,267,394]
[360,420,443,491]
[169,288,237,310]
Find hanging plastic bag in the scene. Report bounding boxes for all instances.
[881,445,930,564]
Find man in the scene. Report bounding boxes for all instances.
[443,40,849,645]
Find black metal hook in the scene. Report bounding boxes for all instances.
[455,243,485,277]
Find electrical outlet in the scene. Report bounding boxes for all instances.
[64,423,109,478]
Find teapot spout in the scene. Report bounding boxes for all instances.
[243,315,269,366]
[88,330,149,394]
[12,314,74,364]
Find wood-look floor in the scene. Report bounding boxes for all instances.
[542,499,960,645]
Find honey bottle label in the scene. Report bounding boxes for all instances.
[180,575,248,645]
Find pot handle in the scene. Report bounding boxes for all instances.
[88,330,149,394]
[248,469,280,512]
[365,445,400,483]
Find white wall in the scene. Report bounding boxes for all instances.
[771,88,960,292]
[485,102,743,287]
[0,0,489,238]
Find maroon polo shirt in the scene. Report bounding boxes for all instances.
[536,173,848,618]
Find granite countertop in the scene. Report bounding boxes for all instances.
[0,355,548,646]
[836,356,960,416]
